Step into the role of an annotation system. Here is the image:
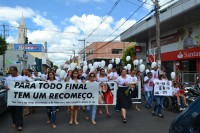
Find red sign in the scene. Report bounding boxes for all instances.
[135,46,142,52]
[148,47,200,62]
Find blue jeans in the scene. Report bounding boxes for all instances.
[145,91,152,107]
[153,96,164,114]
[179,97,185,108]
[86,105,97,120]
[47,106,56,124]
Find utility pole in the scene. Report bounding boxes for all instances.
[78,39,86,61]
[73,49,75,63]
[155,0,161,68]
[2,24,9,74]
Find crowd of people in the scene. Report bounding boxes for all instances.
[4,64,187,131]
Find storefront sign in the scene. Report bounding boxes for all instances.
[14,44,43,52]
[135,46,142,52]
[161,47,200,61]
[148,47,200,62]
[151,32,179,48]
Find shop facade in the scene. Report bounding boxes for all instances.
[120,0,200,83]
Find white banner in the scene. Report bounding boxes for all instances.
[153,80,173,96]
[7,81,117,106]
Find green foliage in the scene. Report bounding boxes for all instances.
[122,45,136,69]
[53,65,58,70]
[0,36,8,55]
[194,34,200,46]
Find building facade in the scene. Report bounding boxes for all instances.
[0,16,52,73]
[120,0,200,83]
[84,42,134,66]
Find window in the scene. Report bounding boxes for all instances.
[112,49,122,54]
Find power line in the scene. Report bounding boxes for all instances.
[137,0,154,6]
[95,0,147,48]
[92,0,177,53]
[84,0,121,41]
[7,25,118,37]
[124,0,140,6]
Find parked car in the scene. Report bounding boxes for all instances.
[169,97,200,133]
[0,76,7,114]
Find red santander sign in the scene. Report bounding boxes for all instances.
[135,46,142,52]
[161,47,200,61]
[148,47,200,62]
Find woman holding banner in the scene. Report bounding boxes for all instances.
[46,71,57,128]
[97,68,111,118]
[24,69,35,116]
[116,68,132,123]
[68,69,81,125]
[85,72,97,125]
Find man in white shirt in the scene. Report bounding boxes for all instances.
[151,66,159,81]
[144,72,153,109]
[4,66,26,131]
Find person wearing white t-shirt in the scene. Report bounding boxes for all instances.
[41,67,48,80]
[46,71,58,129]
[68,70,81,125]
[4,66,26,131]
[130,70,138,82]
[129,70,140,111]
[116,68,131,123]
[109,68,119,81]
[151,66,159,81]
[152,74,165,118]
[144,72,153,109]
[23,69,34,116]
[85,72,97,125]
[97,68,111,118]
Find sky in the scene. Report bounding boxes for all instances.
[0,0,176,67]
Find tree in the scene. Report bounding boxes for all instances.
[0,36,8,55]
[121,45,136,69]
[53,65,58,70]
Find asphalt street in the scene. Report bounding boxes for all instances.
[0,102,178,133]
